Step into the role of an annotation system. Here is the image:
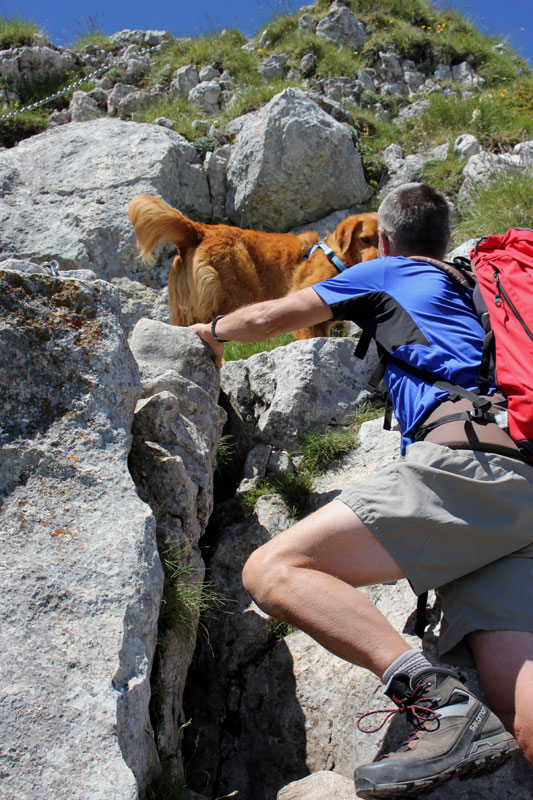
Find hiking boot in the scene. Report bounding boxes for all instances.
[353,667,519,798]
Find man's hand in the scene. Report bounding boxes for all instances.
[190,322,225,369]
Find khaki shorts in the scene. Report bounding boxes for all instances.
[338,441,533,666]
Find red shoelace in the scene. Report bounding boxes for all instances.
[356,681,441,755]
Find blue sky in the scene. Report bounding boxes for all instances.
[1,0,531,66]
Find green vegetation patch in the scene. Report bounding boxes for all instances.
[237,402,385,521]
[223,333,295,362]
[452,168,533,245]
[150,29,257,87]
[0,110,48,148]
[158,539,227,636]
[0,13,42,49]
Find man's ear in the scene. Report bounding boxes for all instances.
[379,229,390,256]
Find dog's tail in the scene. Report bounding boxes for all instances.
[128,194,202,264]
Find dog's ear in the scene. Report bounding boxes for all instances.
[332,217,363,263]
[330,214,379,265]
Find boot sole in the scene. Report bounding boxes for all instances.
[354,737,519,798]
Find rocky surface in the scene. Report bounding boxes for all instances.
[225,88,373,230]
[0,270,162,799]
[0,119,211,284]
[0,4,532,799]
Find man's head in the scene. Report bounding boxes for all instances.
[378,183,450,260]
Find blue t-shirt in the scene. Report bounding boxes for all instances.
[312,256,486,454]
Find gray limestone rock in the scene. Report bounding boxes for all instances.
[69,90,106,122]
[225,88,373,231]
[220,337,380,457]
[300,52,317,77]
[107,82,140,114]
[298,13,317,33]
[129,318,220,402]
[375,51,403,83]
[259,54,288,78]
[277,771,356,799]
[199,65,220,81]
[110,30,174,47]
[0,119,211,283]
[454,133,481,159]
[316,3,367,50]
[170,64,200,98]
[205,145,231,223]
[0,45,77,90]
[457,149,528,206]
[393,99,430,123]
[378,144,425,197]
[188,80,222,114]
[434,63,451,81]
[0,269,163,799]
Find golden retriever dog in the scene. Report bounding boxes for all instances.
[128,193,378,339]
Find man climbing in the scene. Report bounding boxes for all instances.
[191,183,532,797]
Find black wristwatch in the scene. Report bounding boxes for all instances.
[211,315,229,342]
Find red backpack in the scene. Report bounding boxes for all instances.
[360,227,533,467]
[470,228,533,463]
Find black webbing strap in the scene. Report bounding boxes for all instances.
[477,329,494,394]
[414,409,498,442]
[415,591,428,639]
[354,331,372,360]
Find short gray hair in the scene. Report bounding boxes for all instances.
[378,183,450,259]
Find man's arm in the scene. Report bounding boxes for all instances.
[190,287,333,369]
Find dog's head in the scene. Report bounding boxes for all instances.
[328,212,379,267]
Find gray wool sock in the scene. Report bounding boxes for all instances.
[382,649,433,689]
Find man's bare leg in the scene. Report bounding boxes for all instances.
[242,498,411,677]
[469,629,533,765]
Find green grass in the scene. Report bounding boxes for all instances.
[143,763,185,800]
[158,539,227,636]
[421,152,464,197]
[138,96,205,139]
[68,13,117,51]
[236,405,385,520]
[149,29,258,88]
[223,333,294,362]
[356,90,533,168]
[0,13,42,48]
[299,426,357,476]
[452,168,533,245]
[72,32,116,51]
[272,620,297,639]
[235,478,278,518]
[216,434,236,474]
[0,111,48,148]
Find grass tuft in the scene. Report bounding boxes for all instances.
[452,167,533,244]
[223,333,294,362]
[158,539,227,636]
[236,403,385,520]
[0,14,42,48]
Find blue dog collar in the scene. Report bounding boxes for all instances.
[305,240,348,272]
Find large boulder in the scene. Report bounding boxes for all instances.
[0,119,211,283]
[0,268,163,798]
[225,88,373,231]
[220,337,380,466]
[128,320,226,785]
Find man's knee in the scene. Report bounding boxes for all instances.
[242,542,292,616]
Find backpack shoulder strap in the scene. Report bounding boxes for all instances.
[411,255,477,291]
